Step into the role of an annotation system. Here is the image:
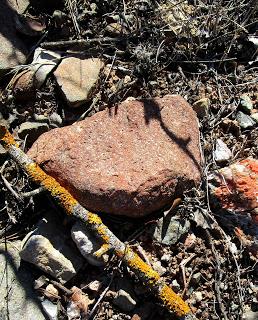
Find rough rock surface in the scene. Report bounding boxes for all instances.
[28,95,202,217]
[12,70,37,100]
[209,158,258,224]
[54,57,104,107]
[20,216,84,283]
[214,138,232,163]
[0,0,28,71]
[0,241,46,320]
[152,214,191,245]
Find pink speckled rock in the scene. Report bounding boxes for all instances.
[28,95,202,217]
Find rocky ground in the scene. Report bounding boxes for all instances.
[0,1,257,320]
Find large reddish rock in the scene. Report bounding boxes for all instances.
[28,95,202,217]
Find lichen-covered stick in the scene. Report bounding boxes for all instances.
[0,126,196,320]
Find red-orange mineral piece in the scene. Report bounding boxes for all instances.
[210,158,258,222]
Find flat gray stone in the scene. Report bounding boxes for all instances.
[0,0,29,71]
[41,299,58,320]
[0,241,46,320]
[20,216,84,283]
[236,111,255,129]
[240,94,253,113]
[152,214,190,245]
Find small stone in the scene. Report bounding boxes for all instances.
[152,260,166,276]
[248,36,258,48]
[171,279,181,293]
[242,310,258,320]
[32,48,61,87]
[231,303,239,311]
[124,75,131,84]
[240,94,253,114]
[11,49,60,99]
[105,22,123,35]
[161,253,171,262]
[69,286,94,317]
[45,284,59,300]
[71,221,108,266]
[0,112,9,127]
[219,283,227,291]
[206,86,212,93]
[193,291,203,302]
[67,301,80,320]
[214,138,232,163]
[34,275,48,289]
[0,0,28,72]
[20,217,83,283]
[49,112,63,127]
[28,95,202,217]
[113,289,137,312]
[52,10,69,26]
[0,241,45,320]
[88,280,102,292]
[41,299,58,320]
[54,57,104,107]
[191,272,201,285]
[184,233,197,248]
[192,98,210,118]
[152,215,190,245]
[18,122,49,145]
[209,158,258,216]
[251,112,258,123]
[12,70,37,101]
[236,111,255,129]
[0,145,7,163]
[33,114,49,122]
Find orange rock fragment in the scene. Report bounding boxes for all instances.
[211,158,258,222]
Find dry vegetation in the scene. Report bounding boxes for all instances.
[0,1,258,319]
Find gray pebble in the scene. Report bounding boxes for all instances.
[113,289,137,312]
[236,111,255,129]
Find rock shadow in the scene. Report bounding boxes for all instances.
[142,98,202,174]
[0,242,49,319]
[0,0,28,66]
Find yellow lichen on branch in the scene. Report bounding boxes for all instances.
[0,125,18,148]
[0,126,195,319]
[26,162,78,214]
[159,285,191,316]
[123,247,160,283]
